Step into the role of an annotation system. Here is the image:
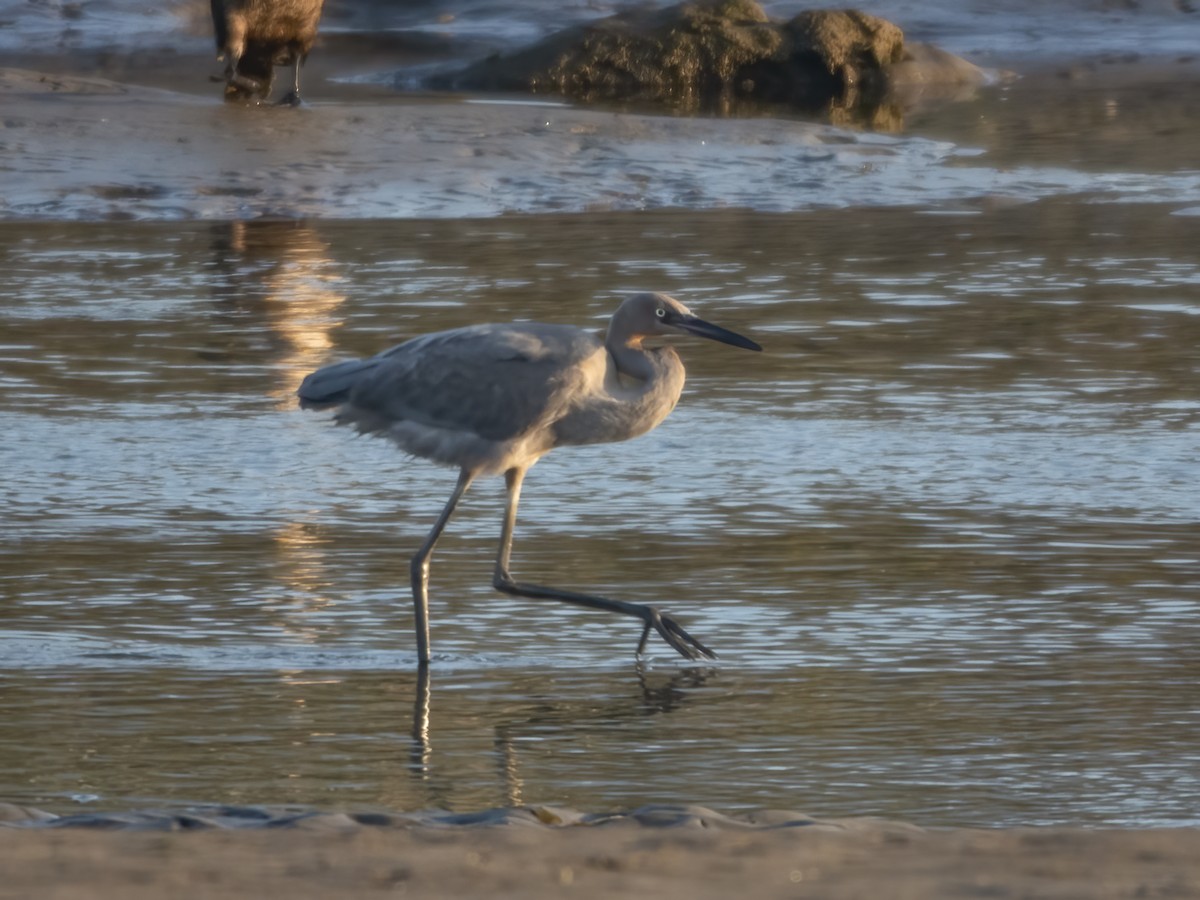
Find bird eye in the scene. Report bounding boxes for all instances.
[655,307,666,318]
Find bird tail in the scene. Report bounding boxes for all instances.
[297,357,377,409]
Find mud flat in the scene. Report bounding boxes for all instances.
[3,59,1199,222]
[2,806,1200,899]
[1,0,1199,220]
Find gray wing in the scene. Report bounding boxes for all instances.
[345,323,605,441]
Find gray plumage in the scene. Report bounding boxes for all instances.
[299,292,762,663]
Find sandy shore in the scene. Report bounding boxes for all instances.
[4,818,1200,899]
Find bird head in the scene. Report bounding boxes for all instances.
[611,292,762,351]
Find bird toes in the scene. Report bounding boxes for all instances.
[645,608,717,662]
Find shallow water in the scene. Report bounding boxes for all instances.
[2,205,1197,826]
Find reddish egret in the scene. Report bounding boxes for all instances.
[298,293,762,662]
[211,0,326,104]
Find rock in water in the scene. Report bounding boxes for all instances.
[444,1,982,123]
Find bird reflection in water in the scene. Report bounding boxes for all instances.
[408,664,714,805]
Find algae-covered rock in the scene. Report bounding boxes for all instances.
[788,9,904,81]
[448,0,781,108]
[443,1,982,120]
[536,0,780,107]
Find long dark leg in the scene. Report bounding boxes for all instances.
[492,467,715,661]
[411,468,474,663]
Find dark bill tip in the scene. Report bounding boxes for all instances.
[674,314,763,352]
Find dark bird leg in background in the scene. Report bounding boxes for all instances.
[491,467,716,661]
[278,55,306,106]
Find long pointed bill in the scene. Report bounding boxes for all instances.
[673,314,763,352]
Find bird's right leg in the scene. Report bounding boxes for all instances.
[410,468,474,663]
[277,55,305,106]
[492,467,716,662]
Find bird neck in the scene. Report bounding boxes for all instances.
[606,339,685,413]
[608,338,660,383]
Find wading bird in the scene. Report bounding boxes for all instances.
[211,0,326,104]
[298,292,762,662]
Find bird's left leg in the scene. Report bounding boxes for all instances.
[491,467,716,661]
[411,467,475,663]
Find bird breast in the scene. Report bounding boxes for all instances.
[551,346,685,449]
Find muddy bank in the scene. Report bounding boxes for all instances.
[3,0,1197,69]
[3,61,1199,222]
[0,0,1197,202]
[1,0,1198,223]
[2,817,1198,899]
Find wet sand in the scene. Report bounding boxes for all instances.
[3,47,1198,220]
[2,799,1200,900]
[4,816,1200,899]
